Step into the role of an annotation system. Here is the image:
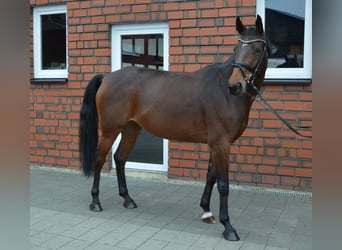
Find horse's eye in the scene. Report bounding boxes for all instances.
[255,47,261,53]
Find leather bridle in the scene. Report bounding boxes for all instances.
[231,38,268,92]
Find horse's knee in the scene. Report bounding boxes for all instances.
[217,180,229,196]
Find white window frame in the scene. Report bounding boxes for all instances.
[111,23,169,172]
[33,5,67,79]
[256,0,312,80]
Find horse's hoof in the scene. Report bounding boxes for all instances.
[123,200,137,209]
[223,230,240,241]
[201,211,217,224]
[89,202,103,212]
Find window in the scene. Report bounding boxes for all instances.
[33,5,67,79]
[257,0,312,81]
[111,23,169,172]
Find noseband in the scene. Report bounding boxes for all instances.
[231,38,268,94]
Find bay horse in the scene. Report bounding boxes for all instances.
[79,15,269,241]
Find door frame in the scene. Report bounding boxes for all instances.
[111,23,169,172]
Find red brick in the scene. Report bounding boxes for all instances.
[219,8,237,17]
[297,150,312,159]
[183,152,199,160]
[262,175,280,185]
[258,165,276,174]
[277,167,295,176]
[183,28,200,37]
[168,167,183,177]
[281,176,299,186]
[168,159,179,167]
[73,9,87,17]
[181,19,196,28]
[242,0,256,7]
[236,173,252,182]
[179,2,196,10]
[295,168,312,178]
[200,27,218,36]
[179,160,196,168]
[263,120,282,129]
[241,164,256,173]
[280,160,299,168]
[281,141,301,149]
[132,4,148,13]
[164,2,179,11]
[262,158,279,166]
[168,11,183,19]
[181,37,197,46]
[201,9,218,18]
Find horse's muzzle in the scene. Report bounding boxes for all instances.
[228,82,243,96]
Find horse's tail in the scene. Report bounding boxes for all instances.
[79,74,104,177]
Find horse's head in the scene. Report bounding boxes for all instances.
[228,15,269,96]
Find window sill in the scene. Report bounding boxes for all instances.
[264,78,312,85]
[30,78,68,84]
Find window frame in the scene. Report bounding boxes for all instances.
[256,0,312,82]
[33,5,67,79]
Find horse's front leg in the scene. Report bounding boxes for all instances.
[212,143,240,241]
[200,153,217,224]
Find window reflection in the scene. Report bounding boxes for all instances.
[265,0,305,68]
[41,13,66,70]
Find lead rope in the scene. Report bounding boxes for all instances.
[249,83,312,139]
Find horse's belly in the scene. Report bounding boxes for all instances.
[133,114,208,143]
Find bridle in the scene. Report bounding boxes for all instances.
[231,38,312,139]
[231,38,268,96]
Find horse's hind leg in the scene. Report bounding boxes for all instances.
[114,121,141,209]
[200,153,217,224]
[90,132,118,212]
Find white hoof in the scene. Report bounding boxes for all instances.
[201,211,217,224]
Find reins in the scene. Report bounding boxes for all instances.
[232,38,312,139]
[249,82,312,139]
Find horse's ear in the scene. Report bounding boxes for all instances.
[236,16,246,35]
[255,15,264,35]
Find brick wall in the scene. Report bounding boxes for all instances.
[30,0,312,191]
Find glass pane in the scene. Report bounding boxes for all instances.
[158,37,163,57]
[134,38,144,55]
[265,0,305,68]
[122,38,133,54]
[41,13,66,70]
[148,38,156,56]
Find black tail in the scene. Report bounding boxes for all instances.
[79,74,104,177]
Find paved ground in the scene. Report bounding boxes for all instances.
[30,167,312,250]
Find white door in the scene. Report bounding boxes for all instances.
[111,23,169,172]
